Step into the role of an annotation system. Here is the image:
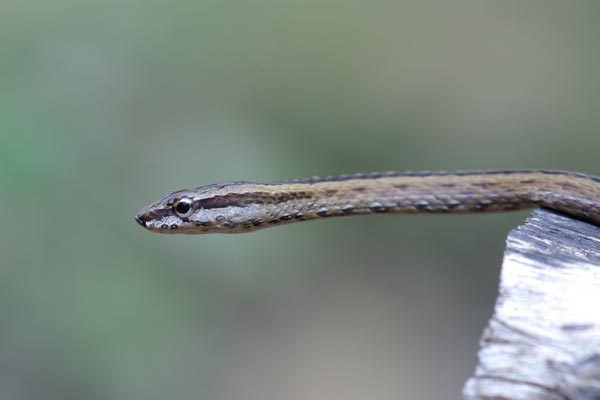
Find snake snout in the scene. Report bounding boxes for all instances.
[135,213,147,227]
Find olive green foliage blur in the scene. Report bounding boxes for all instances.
[2,2,600,399]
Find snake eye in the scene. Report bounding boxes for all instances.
[174,197,193,217]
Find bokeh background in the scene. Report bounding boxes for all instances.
[2,1,600,399]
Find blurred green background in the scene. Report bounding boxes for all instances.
[2,1,599,399]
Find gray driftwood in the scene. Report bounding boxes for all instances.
[463,209,600,400]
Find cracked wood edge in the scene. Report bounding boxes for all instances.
[463,209,600,400]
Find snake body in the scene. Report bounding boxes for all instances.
[135,170,600,234]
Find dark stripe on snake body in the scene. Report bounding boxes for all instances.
[194,191,314,210]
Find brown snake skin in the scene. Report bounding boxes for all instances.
[135,170,600,234]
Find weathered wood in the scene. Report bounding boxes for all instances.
[463,209,600,400]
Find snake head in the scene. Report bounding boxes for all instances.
[135,182,267,234]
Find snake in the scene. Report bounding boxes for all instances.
[135,169,600,234]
